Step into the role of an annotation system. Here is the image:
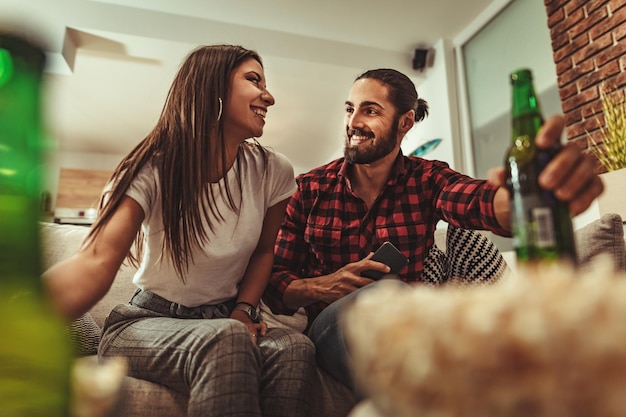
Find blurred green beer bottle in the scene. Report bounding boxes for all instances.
[0,33,72,416]
[504,68,577,264]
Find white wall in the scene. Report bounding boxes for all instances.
[401,39,460,171]
[37,0,601,230]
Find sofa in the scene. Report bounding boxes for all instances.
[42,220,508,417]
[45,215,624,417]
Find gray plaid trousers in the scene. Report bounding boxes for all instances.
[98,298,316,417]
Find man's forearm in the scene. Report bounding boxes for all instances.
[283,278,320,310]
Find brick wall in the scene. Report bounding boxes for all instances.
[545,0,626,170]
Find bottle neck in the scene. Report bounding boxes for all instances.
[511,76,544,146]
[512,81,541,117]
[0,35,46,292]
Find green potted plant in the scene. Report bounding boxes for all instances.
[587,85,626,171]
[587,85,626,218]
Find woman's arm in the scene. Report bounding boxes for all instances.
[231,198,289,334]
[43,196,144,321]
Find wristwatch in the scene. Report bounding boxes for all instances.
[234,302,260,323]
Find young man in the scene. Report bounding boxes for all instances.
[263,68,603,390]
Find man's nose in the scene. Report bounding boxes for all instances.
[347,112,363,129]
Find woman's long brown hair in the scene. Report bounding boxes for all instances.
[84,44,266,281]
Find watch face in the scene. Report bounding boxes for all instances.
[236,304,260,322]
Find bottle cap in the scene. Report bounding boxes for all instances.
[510,68,533,84]
[0,32,46,76]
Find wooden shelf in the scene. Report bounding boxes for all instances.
[56,168,112,209]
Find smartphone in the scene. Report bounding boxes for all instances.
[361,241,408,280]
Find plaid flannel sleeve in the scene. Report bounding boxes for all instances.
[433,164,511,237]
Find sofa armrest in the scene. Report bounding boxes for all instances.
[40,222,139,328]
[575,213,626,271]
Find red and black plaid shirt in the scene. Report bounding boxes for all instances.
[264,152,509,322]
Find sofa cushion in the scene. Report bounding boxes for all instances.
[40,222,90,270]
[67,313,101,356]
[40,222,139,328]
[422,225,509,285]
[260,300,308,333]
[88,261,138,328]
[40,223,102,355]
[421,245,448,285]
[575,213,625,271]
[445,225,509,284]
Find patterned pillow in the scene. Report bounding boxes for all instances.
[445,225,509,285]
[66,313,101,356]
[422,225,509,286]
[422,244,448,285]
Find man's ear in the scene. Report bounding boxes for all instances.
[399,111,415,134]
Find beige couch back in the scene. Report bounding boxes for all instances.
[40,222,139,328]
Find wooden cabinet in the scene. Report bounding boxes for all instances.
[54,168,112,224]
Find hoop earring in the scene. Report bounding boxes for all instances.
[217,98,223,121]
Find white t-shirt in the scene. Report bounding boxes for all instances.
[125,143,296,307]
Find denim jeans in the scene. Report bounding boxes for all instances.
[306,279,409,392]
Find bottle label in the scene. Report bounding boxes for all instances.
[509,189,562,261]
[531,207,556,248]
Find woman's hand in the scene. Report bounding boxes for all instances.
[230,309,268,344]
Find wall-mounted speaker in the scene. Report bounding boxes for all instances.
[412,48,434,72]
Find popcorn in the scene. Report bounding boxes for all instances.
[343,256,626,417]
[71,356,127,417]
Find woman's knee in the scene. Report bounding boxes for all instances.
[262,329,316,363]
[189,319,255,357]
[188,319,261,373]
[206,318,252,345]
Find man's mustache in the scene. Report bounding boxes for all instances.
[347,129,375,138]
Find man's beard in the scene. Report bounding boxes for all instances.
[344,118,399,164]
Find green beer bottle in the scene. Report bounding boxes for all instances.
[0,33,72,416]
[504,68,577,264]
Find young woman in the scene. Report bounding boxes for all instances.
[44,44,316,417]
